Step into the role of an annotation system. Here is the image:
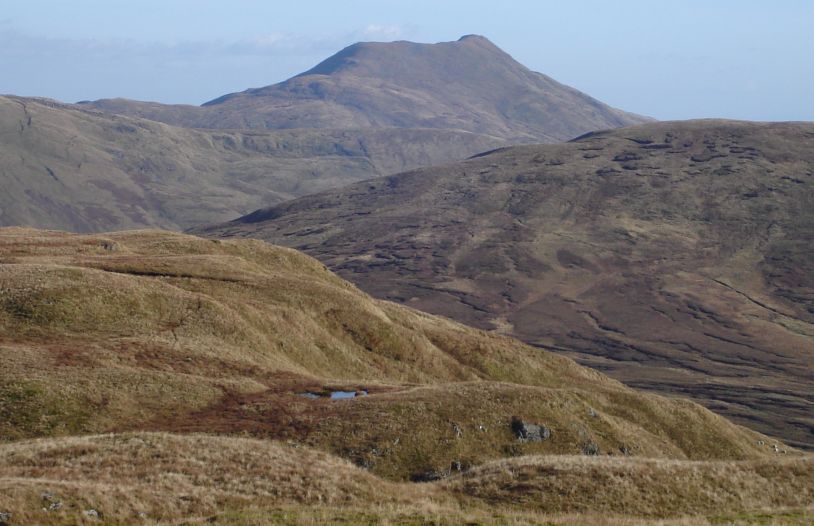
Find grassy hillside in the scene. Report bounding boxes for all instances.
[0,96,503,232]
[0,228,782,480]
[1,229,811,524]
[195,120,814,449]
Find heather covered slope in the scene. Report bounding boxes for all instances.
[0,96,502,232]
[80,35,649,142]
[0,228,781,483]
[196,120,814,449]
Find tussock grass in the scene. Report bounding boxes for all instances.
[446,454,814,518]
[0,432,810,525]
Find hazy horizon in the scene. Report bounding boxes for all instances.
[2,0,812,122]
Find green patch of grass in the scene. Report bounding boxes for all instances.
[0,381,90,440]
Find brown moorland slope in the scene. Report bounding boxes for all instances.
[0,95,503,232]
[0,228,786,484]
[0,433,812,525]
[80,35,649,142]
[195,120,814,449]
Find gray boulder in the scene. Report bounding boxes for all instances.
[582,441,600,455]
[511,417,551,442]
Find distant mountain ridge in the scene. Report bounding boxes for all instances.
[0,95,503,232]
[80,35,650,142]
[0,35,652,232]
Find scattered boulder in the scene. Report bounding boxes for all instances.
[511,417,551,442]
[410,467,450,482]
[40,491,63,512]
[452,422,463,438]
[451,460,464,472]
[582,441,600,456]
[84,509,101,519]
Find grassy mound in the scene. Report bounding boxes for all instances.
[0,228,783,482]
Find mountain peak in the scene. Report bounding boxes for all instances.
[294,35,506,79]
[457,34,492,44]
[87,35,650,142]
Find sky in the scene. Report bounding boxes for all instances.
[1,0,812,121]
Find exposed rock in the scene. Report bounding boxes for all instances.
[411,467,450,482]
[511,417,551,442]
[84,509,101,519]
[582,441,600,456]
[452,422,463,438]
[0,511,11,526]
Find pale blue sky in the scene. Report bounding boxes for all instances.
[2,0,812,121]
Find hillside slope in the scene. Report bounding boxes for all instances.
[0,433,811,525]
[0,228,782,484]
[196,120,814,449]
[0,96,503,232]
[80,35,649,142]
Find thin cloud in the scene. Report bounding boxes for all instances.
[0,23,416,63]
[359,24,406,39]
[0,22,424,103]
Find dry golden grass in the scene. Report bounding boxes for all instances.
[0,432,426,524]
[2,228,810,523]
[446,454,814,518]
[0,228,780,477]
[0,432,810,525]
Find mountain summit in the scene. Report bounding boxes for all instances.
[82,36,650,142]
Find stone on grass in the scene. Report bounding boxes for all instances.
[511,417,551,442]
